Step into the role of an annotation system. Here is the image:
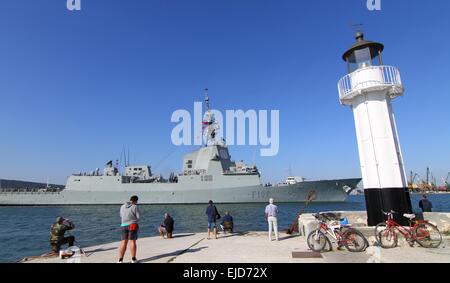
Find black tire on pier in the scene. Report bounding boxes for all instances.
[414,222,442,248]
[342,228,367,252]
[324,234,333,252]
[378,227,398,249]
[307,230,327,252]
[374,222,387,244]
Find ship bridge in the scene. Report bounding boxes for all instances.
[182,145,258,176]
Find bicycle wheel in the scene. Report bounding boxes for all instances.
[414,222,442,248]
[342,228,368,252]
[378,227,397,249]
[374,222,387,244]
[307,230,327,252]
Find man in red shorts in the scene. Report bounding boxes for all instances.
[117,195,140,263]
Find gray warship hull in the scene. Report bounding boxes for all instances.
[0,178,360,205]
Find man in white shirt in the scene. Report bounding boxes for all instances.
[265,198,279,241]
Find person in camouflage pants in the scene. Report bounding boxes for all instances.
[49,217,75,252]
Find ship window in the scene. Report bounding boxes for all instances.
[188,165,192,169]
[202,175,213,182]
[219,149,229,159]
[187,160,192,164]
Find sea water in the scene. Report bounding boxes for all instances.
[0,194,448,263]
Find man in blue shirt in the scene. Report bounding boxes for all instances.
[221,211,234,233]
[419,195,433,212]
[265,198,279,241]
[206,200,220,239]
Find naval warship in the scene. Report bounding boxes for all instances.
[0,93,360,205]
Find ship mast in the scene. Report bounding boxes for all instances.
[202,88,222,146]
[204,88,210,111]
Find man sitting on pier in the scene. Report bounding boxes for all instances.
[49,217,75,253]
[220,211,234,234]
[159,213,174,239]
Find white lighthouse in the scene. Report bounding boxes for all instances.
[338,32,412,225]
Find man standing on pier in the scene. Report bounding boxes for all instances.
[206,200,220,239]
[118,195,140,263]
[265,198,279,241]
[419,195,433,212]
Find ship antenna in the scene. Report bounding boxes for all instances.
[202,88,219,146]
[120,146,125,169]
[204,88,210,111]
[123,147,127,167]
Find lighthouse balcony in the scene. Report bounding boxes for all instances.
[338,65,404,105]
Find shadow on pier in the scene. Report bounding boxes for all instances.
[139,246,208,263]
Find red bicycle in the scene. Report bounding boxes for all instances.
[375,210,442,249]
[307,213,368,252]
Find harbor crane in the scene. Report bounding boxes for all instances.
[408,171,420,191]
[445,172,450,190]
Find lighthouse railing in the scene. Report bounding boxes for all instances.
[338,65,403,103]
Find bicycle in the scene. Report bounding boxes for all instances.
[307,212,368,252]
[375,210,442,249]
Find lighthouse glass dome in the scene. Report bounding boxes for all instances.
[342,32,384,73]
[346,47,383,73]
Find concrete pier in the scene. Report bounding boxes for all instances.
[22,230,450,264]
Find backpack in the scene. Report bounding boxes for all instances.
[215,206,221,220]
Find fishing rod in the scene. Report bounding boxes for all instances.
[286,190,317,234]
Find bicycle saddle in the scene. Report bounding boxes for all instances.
[403,213,416,219]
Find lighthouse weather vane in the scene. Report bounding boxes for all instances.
[350,23,364,33]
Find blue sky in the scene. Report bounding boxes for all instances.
[0,0,449,185]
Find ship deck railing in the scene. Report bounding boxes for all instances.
[0,188,64,194]
[222,171,259,176]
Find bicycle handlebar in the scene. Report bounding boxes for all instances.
[381,210,397,215]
